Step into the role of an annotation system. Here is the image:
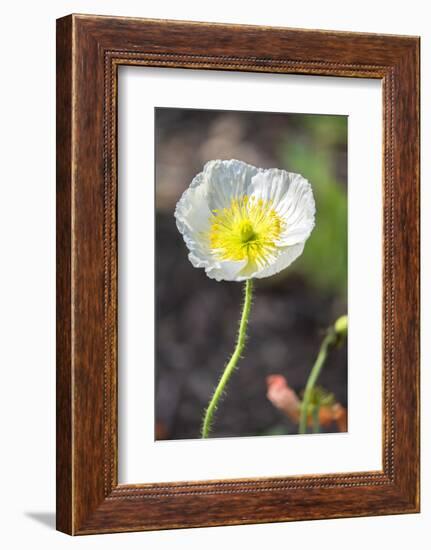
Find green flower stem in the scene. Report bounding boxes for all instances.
[312,404,320,434]
[299,330,336,435]
[201,279,254,439]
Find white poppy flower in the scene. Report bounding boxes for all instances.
[174,159,315,282]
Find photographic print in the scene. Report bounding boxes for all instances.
[155,107,348,441]
[56,14,420,535]
[56,15,420,533]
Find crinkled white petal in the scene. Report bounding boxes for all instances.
[174,172,210,236]
[248,168,293,206]
[174,160,258,281]
[224,243,305,282]
[249,169,315,247]
[254,243,305,279]
[204,159,259,211]
[205,259,248,282]
[174,172,213,269]
[187,251,246,282]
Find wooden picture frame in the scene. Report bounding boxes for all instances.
[56,14,420,535]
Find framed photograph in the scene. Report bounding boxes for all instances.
[56,14,420,534]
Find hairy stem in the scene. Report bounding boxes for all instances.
[201,279,254,439]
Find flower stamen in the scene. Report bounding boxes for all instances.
[208,195,284,266]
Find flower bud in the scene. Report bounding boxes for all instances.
[334,315,348,338]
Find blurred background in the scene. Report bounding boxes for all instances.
[155,107,347,440]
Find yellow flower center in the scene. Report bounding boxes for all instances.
[208,195,284,264]
[238,220,256,243]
